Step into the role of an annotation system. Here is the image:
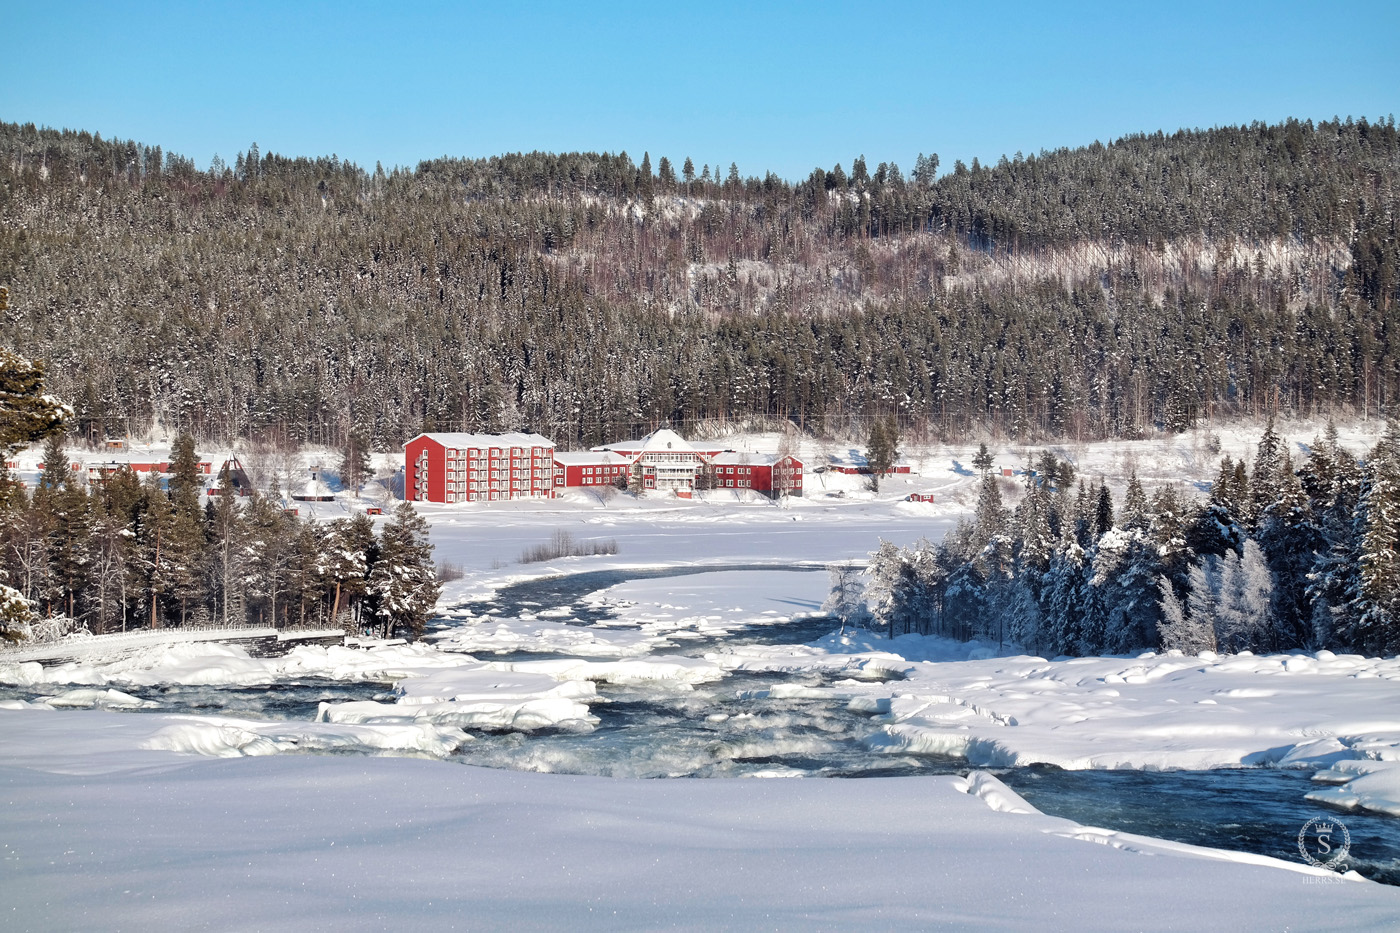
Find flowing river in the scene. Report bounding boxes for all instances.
[4,565,1398,884]
[445,566,1400,885]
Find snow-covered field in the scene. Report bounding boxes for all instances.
[5,748,1398,931]
[5,418,1400,928]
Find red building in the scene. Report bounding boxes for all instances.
[826,455,912,475]
[552,451,633,492]
[707,452,803,498]
[591,429,725,497]
[404,432,556,504]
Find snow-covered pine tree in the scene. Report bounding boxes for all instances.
[1148,484,1193,583]
[367,504,440,638]
[338,429,373,499]
[1256,449,1323,646]
[1122,470,1150,531]
[207,471,246,627]
[864,540,903,634]
[1093,481,1115,539]
[0,582,36,643]
[1353,420,1400,653]
[1249,417,1283,526]
[1306,432,1364,649]
[321,513,377,628]
[167,433,203,521]
[1039,540,1087,656]
[240,488,296,627]
[1214,540,1273,652]
[0,347,71,459]
[1181,559,1220,653]
[825,561,868,634]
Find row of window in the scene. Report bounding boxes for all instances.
[447,480,548,491]
[444,447,549,457]
[445,490,553,503]
[446,469,548,479]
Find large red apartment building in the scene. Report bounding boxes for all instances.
[405,432,556,504]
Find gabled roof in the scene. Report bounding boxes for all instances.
[406,432,554,450]
[709,452,791,467]
[595,428,695,454]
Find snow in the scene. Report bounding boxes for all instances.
[718,636,1400,816]
[7,418,1400,926]
[4,728,1398,931]
[0,640,478,688]
[582,568,829,635]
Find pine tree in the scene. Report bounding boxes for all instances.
[242,487,297,626]
[1122,470,1149,530]
[1183,559,1221,653]
[167,433,203,520]
[0,347,71,458]
[42,472,94,622]
[1160,573,1215,653]
[338,429,373,499]
[367,503,439,638]
[1040,540,1087,656]
[133,471,176,628]
[321,513,377,626]
[865,416,898,491]
[1307,433,1364,648]
[1214,540,1273,652]
[1250,417,1283,523]
[207,471,246,626]
[1093,482,1115,538]
[1353,421,1400,652]
[1256,450,1322,646]
[35,433,71,499]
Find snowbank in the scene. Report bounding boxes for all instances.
[720,636,1400,816]
[1,751,1395,931]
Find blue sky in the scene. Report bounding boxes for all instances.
[4,1,1397,181]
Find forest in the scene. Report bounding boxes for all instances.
[0,116,1396,451]
[0,430,440,643]
[865,422,1400,657]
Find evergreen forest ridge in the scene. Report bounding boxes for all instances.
[0,116,1397,449]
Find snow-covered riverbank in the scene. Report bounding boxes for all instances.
[6,475,1400,927]
[3,736,1397,931]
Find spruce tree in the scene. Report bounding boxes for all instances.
[207,472,246,626]
[133,471,176,628]
[322,513,377,626]
[1354,421,1400,652]
[865,417,898,491]
[367,503,440,638]
[338,430,373,499]
[0,347,71,458]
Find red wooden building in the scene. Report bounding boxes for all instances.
[589,429,727,497]
[405,432,556,504]
[707,452,804,498]
[552,451,633,491]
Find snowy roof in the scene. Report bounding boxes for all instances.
[828,451,911,467]
[709,452,784,466]
[408,432,554,450]
[296,475,333,498]
[553,451,633,466]
[595,428,695,454]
